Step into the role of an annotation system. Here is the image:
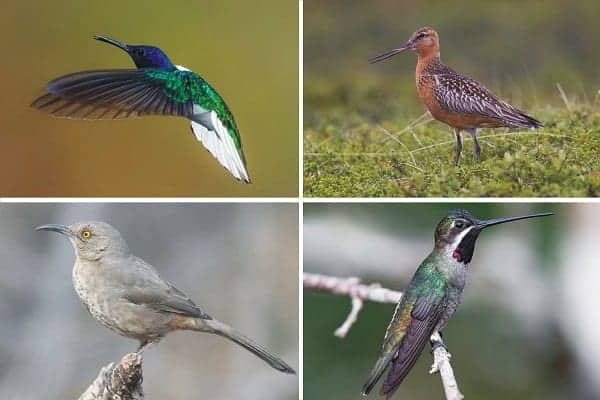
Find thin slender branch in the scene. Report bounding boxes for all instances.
[303,273,401,337]
[304,273,464,399]
[430,332,464,400]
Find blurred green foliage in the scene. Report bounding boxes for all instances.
[0,0,298,196]
[304,0,600,197]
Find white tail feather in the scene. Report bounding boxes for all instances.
[190,111,250,183]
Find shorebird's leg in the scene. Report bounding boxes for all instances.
[468,128,481,161]
[453,129,463,165]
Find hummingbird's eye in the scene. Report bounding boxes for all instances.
[81,230,92,239]
[454,220,465,229]
[136,48,145,56]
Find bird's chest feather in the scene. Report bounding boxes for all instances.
[72,261,118,328]
[436,259,467,331]
[436,257,467,290]
[416,75,472,129]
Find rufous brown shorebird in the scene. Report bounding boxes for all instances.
[370,27,542,165]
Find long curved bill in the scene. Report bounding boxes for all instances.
[475,212,553,231]
[93,35,129,51]
[368,43,412,64]
[35,224,71,236]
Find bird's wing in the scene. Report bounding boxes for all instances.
[32,68,251,183]
[432,72,541,128]
[124,283,212,320]
[362,294,444,396]
[380,294,443,398]
[120,257,211,320]
[363,259,446,397]
[31,69,195,119]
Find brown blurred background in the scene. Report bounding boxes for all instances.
[0,0,298,197]
[0,203,298,399]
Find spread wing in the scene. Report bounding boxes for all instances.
[380,294,443,398]
[31,69,195,119]
[433,71,541,128]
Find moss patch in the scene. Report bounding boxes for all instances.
[304,83,600,197]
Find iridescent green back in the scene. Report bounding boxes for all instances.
[145,69,242,149]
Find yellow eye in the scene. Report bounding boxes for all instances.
[82,230,92,239]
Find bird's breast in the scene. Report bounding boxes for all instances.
[72,261,118,327]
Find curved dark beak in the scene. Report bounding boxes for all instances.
[35,224,72,237]
[474,212,553,232]
[369,41,414,64]
[93,35,129,52]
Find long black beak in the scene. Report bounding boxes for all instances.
[93,35,129,52]
[369,42,413,64]
[475,212,553,231]
[35,224,71,236]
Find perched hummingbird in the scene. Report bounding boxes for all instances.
[362,209,552,398]
[32,35,250,183]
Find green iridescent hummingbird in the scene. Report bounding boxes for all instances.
[32,35,250,183]
[362,209,552,398]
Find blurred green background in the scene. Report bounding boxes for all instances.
[304,203,600,399]
[304,0,600,197]
[0,0,298,197]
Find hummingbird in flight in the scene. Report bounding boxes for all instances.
[32,35,250,183]
[362,209,552,398]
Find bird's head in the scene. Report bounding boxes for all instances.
[94,35,175,70]
[36,221,130,261]
[433,209,552,264]
[369,26,440,64]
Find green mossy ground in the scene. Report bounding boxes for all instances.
[304,90,600,197]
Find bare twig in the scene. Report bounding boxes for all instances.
[304,273,464,399]
[430,332,464,400]
[79,353,144,400]
[304,273,401,337]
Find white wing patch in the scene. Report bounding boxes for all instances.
[190,107,250,183]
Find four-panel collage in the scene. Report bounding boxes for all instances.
[0,1,599,400]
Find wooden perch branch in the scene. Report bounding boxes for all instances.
[304,272,464,400]
[430,332,464,400]
[79,353,144,400]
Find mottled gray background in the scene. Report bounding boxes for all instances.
[0,203,298,399]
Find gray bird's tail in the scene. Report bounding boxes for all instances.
[192,318,296,374]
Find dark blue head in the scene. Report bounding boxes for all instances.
[94,35,175,70]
